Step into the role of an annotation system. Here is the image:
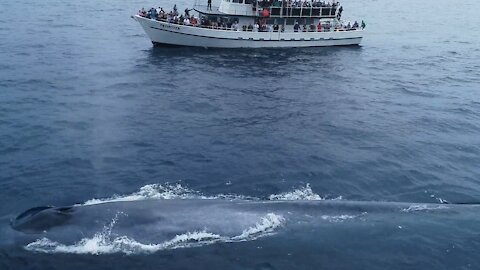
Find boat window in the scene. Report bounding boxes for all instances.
[245,0,252,4]
[301,8,311,17]
[321,8,332,16]
[233,0,242,3]
[292,8,301,16]
[271,7,281,16]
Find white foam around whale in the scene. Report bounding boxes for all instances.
[268,184,325,201]
[401,204,449,213]
[82,183,335,205]
[25,213,285,255]
[83,184,208,205]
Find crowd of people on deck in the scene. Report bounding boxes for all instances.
[291,19,363,32]
[255,0,339,8]
[138,5,201,26]
[137,4,365,32]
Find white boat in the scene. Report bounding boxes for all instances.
[133,0,364,48]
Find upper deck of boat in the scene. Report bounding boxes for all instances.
[194,0,341,18]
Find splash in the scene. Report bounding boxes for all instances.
[401,204,449,213]
[268,184,325,201]
[233,213,285,240]
[83,184,203,205]
[82,183,257,205]
[82,183,334,205]
[25,213,285,255]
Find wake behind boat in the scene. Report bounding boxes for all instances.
[133,0,365,48]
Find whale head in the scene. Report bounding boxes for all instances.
[11,206,75,233]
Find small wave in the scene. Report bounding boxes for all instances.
[268,184,325,201]
[25,213,285,255]
[401,204,449,213]
[82,184,255,205]
[233,213,285,240]
[83,183,334,205]
[83,184,205,205]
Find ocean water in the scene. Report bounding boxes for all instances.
[1,0,480,269]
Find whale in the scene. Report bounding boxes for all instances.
[3,197,480,260]
[2,182,480,270]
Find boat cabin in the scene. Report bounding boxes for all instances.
[194,0,342,32]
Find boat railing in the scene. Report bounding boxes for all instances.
[152,17,361,33]
[258,6,338,18]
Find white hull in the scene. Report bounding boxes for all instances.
[134,16,363,48]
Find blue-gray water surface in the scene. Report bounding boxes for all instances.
[1,0,480,269]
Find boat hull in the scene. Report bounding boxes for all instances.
[134,15,363,48]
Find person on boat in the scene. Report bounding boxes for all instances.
[148,8,157,19]
[352,21,359,29]
[293,22,300,32]
[254,23,259,32]
[173,4,179,16]
[317,21,322,32]
[185,8,192,17]
[139,8,147,17]
[207,0,212,11]
[262,9,270,17]
[337,5,343,19]
[361,20,366,29]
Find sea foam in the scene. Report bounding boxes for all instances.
[401,204,449,213]
[82,183,337,205]
[268,184,325,201]
[25,213,285,255]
